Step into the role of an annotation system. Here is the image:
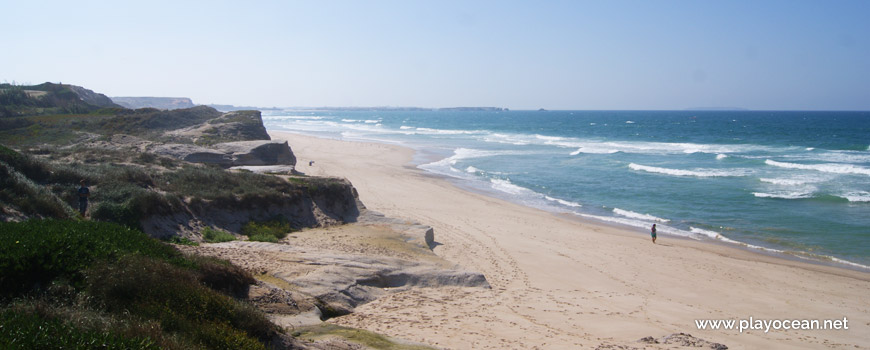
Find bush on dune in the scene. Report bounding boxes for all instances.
[0,219,279,350]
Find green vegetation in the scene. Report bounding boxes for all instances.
[0,83,106,117]
[295,323,437,350]
[203,227,237,243]
[165,236,200,246]
[0,309,162,350]
[242,217,293,243]
[0,219,279,350]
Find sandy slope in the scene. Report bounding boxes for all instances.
[271,131,870,350]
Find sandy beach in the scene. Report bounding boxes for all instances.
[270,131,870,349]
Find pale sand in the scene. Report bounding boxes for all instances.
[270,131,870,349]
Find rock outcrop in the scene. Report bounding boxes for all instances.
[153,140,297,168]
[164,110,270,145]
[141,177,360,238]
[152,143,233,166]
[178,213,489,323]
[213,140,297,167]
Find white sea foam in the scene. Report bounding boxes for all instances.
[689,227,747,245]
[364,119,380,124]
[574,213,698,239]
[758,175,836,189]
[716,154,728,160]
[415,127,485,135]
[479,132,790,156]
[418,148,532,178]
[269,115,325,120]
[399,126,414,130]
[570,147,619,155]
[765,159,870,176]
[753,192,814,199]
[625,121,635,124]
[490,178,528,195]
[613,208,669,222]
[483,133,530,145]
[341,119,360,122]
[779,151,870,164]
[628,163,751,177]
[466,166,480,173]
[575,213,870,270]
[545,196,582,207]
[535,134,564,141]
[759,178,811,186]
[841,191,870,202]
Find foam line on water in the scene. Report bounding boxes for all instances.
[613,208,670,222]
[765,159,870,176]
[545,196,582,207]
[629,163,752,177]
[753,192,815,200]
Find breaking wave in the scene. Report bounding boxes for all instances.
[613,208,669,222]
[628,163,751,177]
[765,160,870,176]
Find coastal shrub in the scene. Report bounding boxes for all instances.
[203,227,237,243]
[159,164,302,205]
[0,220,182,298]
[91,201,140,229]
[191,255,256,299]
[86,256,274,349]
[91,185,179,230]
[0,162,74,219]
[241,217,292,242]
[0,309,161,350]
[165,236,200,246]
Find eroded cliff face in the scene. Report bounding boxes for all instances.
[141,177,360,239]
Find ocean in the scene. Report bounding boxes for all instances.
[263,110,870,270]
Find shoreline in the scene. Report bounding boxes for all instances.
[283,129,870,274]
[269,130,870,349]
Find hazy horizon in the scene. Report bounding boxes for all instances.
[3,1,869,111]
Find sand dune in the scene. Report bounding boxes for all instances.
[271,131,870,349]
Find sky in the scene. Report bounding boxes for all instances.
[2,1,869,110]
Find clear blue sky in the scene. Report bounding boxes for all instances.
[2,1,869,110]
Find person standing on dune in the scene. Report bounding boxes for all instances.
[78,179,90,217]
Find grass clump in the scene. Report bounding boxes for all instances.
[241,217,292,243]
[203,227,237,243]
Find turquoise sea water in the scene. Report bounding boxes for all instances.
[264,110,870,269]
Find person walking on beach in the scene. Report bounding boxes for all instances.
[650,224,657,244]
[78,179,90,217]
